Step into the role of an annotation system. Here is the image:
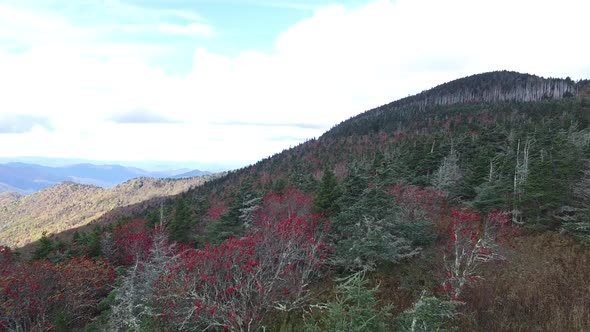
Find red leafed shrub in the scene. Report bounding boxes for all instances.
[0,256,115,331]
[56,257,116,326]
[441,209,518,300]
[0,260,58,331]
[206,201,228,221]
[112,218,153,265]
[256,187,315,222]
[155,189,329,331]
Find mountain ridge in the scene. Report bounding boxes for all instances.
[0,162,210,193]
[324,70,585,138]
[0,175,214,248]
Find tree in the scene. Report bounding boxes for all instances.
[109,227,176,332]
[339,165,368,208]
[32,231,54,260]
[332,184,442,271]
[169,195,193,243]
[334,215,419,271]
[442,210,517,299]
[396,292,458,332]
[314,166,342,217]
[205,180,259,245]
[432,146,463,196]
[305,271,392,332]
[111,219,153,266]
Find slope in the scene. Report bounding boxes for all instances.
[139,71,588,235]
[0,176,211,248]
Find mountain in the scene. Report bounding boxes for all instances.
[0,162,210,193]
[0,176,213,248]
[0,191,22,205]
[6,71,590,331]
[91,71,590,237]
[171,169,212,178]
[83,70,589,330]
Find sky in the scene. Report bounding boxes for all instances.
[0,0,589,171]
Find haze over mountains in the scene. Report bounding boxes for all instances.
[0,161,210,194]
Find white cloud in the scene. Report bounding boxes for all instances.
[0,0,589,169]
[159,22,213,36]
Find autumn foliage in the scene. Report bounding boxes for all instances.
[111,218,154,265]
[154,188,328,331]
[0,246,115,331]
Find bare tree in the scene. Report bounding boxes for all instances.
[108,228,178,331]
[432,146,463,195]
[442,210,515,300]
[512,138,534,224]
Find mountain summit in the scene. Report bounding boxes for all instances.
[326,71,584,138]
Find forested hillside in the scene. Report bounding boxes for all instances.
[0,176,213,248]
[3,71,590,331]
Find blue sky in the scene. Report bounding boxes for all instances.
[0,0,589,171]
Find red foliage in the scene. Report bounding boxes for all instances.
[0,260,57,330]
[154,189,329,331]
[256,187,315,222]
[112,218,153,265]
[206,201,228,221]
[56,257,116,326]
[0,255,114,331]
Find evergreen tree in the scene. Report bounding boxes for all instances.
[396,292,458,332]
[339,166,368,208]
[32,231,54,260]
[314,166,342,217]
[169,195,193,243]
[205,179,259,245]
[305,271,392,332]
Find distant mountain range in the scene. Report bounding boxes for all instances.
[0,162,210,193]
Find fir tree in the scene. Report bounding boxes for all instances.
[314,166,342,217]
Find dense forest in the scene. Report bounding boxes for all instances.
[2,71,590,331]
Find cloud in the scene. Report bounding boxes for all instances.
[159,22,213,37]
[231,0,328,11]
[0,114,53,133]
[109,109,180,124]
[267,135,310,142]
[0,0,589,167]
[211,121,326,129]
[0,1,212,49]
